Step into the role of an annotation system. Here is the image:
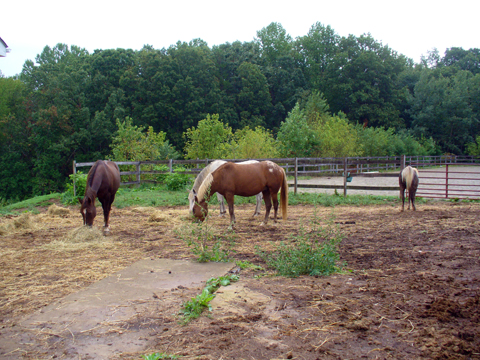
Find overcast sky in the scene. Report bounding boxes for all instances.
[1,0,479,77]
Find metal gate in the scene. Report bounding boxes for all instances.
[415,164,480,199]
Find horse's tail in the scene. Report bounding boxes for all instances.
[280,167,288,220]
[403,166,418,191]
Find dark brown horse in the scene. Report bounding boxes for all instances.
[78,160,120,234]
[192,160,288,225]
[399,165,419,211]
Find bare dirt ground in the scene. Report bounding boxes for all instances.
[1,199,480,359]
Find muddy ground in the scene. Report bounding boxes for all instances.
[1,200,480,359]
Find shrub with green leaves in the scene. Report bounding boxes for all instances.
[164,169,191,191]
[257,212,344,277]
[61,173,88,205]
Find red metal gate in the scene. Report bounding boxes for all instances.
[415,164,480,199]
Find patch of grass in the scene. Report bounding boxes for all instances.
[287,192,426,207]
[257,210,345,277]
[236,260,264,271]
[180,275,239,324]
[113,184,188,208]
[0,193,60,216]
[142,353,180,360]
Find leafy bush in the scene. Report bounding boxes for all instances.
[257,212,344,277]
[61,173,88,205]
[164,171,191,191]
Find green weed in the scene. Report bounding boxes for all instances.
[257,210,345,277]
[175,221,235,263]
[180,274,239,324]
[141,353,179,360]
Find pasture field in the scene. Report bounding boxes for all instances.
[0,200,479,359]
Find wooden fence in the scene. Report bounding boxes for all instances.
[73,155,480,197]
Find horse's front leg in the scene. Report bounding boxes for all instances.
[224,193,236,227]
[101,198,112,235]
[253,192,262,216]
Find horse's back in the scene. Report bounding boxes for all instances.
[94,160,120,195]
[216,161,284,196]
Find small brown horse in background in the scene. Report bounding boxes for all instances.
[192,160,288,226]
[399,165,419,211]
[79,160,120,234]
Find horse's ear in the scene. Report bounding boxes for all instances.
[192,189,197,196]
[78,198,83,205]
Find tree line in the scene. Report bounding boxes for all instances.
[0,22,479,202]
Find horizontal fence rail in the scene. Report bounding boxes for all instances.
[73,155,480,198]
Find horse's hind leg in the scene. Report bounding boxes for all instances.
[217,193,227,216]
[262,190,272,225]
[400,185,406,212]
[271,192,279,222]
[410,188,416,211]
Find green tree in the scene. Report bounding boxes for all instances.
[110,117,167,161]
[183,114,233,159]
[316,115,362,157]
[236,62,272,129]
[411,69,477,153]
[227,126,279,159]
[277,104,319,157]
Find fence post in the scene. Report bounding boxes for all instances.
[73,160,76,197]
[446,164,449,199]
[136,163,141,184]
[169,159,173,173]
[401,154,406,169]
[343,157,348,197]
[294,158,298,195]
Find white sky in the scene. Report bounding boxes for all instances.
[1,0,479,77]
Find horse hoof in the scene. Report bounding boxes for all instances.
[103,228,110,236]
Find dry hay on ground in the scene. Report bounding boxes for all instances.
[0,213,42,236]
[46,204,71,217]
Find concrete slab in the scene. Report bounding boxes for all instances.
[7,259,234,359]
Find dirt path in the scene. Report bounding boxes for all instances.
[0,201,479,359]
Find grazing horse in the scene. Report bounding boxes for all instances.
[399,166,419,211]
[192,160,288,225]
[78,160,120,234]
[189,160,263,217]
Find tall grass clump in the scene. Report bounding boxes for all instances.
[257,210,345,277]
[175,220,235,263]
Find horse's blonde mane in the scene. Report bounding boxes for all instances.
[196,173,214,202]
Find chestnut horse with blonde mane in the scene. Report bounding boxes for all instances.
[78,160,120,234]
[192,160,288,225]
[399,165,419,211]
[188,160,263,217]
